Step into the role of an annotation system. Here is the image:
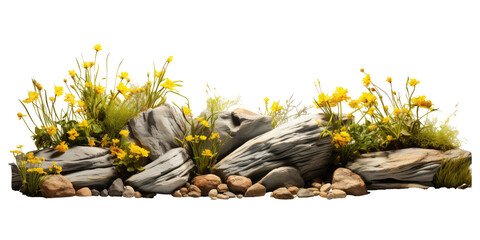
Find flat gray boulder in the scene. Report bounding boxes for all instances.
[32,146,113,173]
[126,103,185,160]
[258,166,305,191]
[63,167,117,190]
[202,108,272,159]
[214,113,333,182]
[346,148,471,186]
[126,148,194,193]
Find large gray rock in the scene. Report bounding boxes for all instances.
[202,109,272,159]
[126,103,185,160]
[346,148,471,186]
[63,167,117,190]
[32,146,113,173]
[126,148,194,194]
[258,166,305,191]
[214,113,333,182]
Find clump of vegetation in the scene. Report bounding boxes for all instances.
[10,146,62,196]
[433,157,471,188]
[205,84,241,112]
[315,68,463,166]
[261,94,311,128]
[17,44,182,150]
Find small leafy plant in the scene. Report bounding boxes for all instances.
[261,94,311,128]
[11,146,62,196]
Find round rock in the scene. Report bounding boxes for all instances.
[123,186,135,198]
[226,175,252,194]
[191,174,222,196]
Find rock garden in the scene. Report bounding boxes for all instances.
[10,45,472,200]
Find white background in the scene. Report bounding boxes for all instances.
[1,0,479,239]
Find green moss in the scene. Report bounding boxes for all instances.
[412,118,462,151]
[433,157,472,188]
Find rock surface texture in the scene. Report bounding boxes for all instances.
[126,148,194,194]
[191,174,222,196]
[40,175,76,198]
[347,148,471,188]
[331,168,367,196]
[205,109,272,159]
[63,167,117,190]
[125,103,186,160]
[214,113,333,182]
[258,166,305,191]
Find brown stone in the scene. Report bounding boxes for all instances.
[172,190,182,198]
[217,184,229,193]
[226,175,252,194]
[244,183,267,197]
[188,191,201,198]
[319,191,328,198]
[134,191,142,198]
[40,175,75,198]
[307,187,319,192]
[189,184,201,193]
[320,183,331,193]
[217,194,229,199]
[312,182,322,189]
[287,186,299,195]
[331,189,347,199]
[76,187,92,196]
[237,194,243,199]
[191,174,222,196]
[312,191,321,196]
[332,168,367,196]
[233,108,259,116]
[271,187,295,199]
[180,187,189,195]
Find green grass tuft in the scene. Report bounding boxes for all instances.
[412,118,462,151]
[433,156,472,188]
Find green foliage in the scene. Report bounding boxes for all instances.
[102,99,138,138]
[205,84,241,112]
[261,94,311,128]
[433,157,472,188]
[412,118,462,151]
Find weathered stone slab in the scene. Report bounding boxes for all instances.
[63,167,117,190]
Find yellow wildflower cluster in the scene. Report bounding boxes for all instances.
[183,106,192,116]
[55,141,69,152]
[411,95,433,109]
[119,130,129,138]
[17,112,26,120]
[83,61,95,69]
[357,92,377,107]
[79,120,88,128]
[64,93,76,106]
[362,74,372,87]
[161,78,179,91]
[23,91,39,103]
[315,87,351,108]
[270,101,284,112]
[27,168,47,175]
[408,78,420,87]
[201,149,214,158]
[48,161,62,174]
[331,131,352,148]
[128,142,150,158]
[67,128,80,140]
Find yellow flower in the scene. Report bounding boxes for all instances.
[197,117,204,122]
[119,130,130,138]
[411,95,433,109]
[358,92,377,106]
[382,117,390,123]
[68,70,76,78]
[55,141,69,153]
[360,68,364,72]
[101,134,109,147]
[200,120,210,128]
[67,128,79,140]
[88,139,95,147]
[331,131,352,148]
[64,93,76,106]
[332,87,351,103]
[368,125,377,131]
[270,101,283,112]
[348,99,362,109]
[94,44,102,52]
[23,91,39,103]
[85,81,93,88]
[118,72,129,80]
[384,105,389,111]
[17,113,26,120]
[199,135,207,141]
[264,97,269,102]
[83,61,95,68]
[167,56,173,62]
[10,150,22,154]
[46,126,57,135]
[201,149,214,158]
[182,106,192,116]
[79,120,88,128]
[408,78,420,87]
[35,82,43,90]
[386,77,392,83]
[95,85,105,94]
[161,78,179,90]
[16,145,23,149]
[367,107,375,116]
[49,97,55,102]
[402,107,411,115]
[363,74,371,87]
[155,70,164,78]
[347,113,354,118]
[128,142,149,157]
[54,86,64,97]
[315,93,333,108]
[112,139,120,145]
[116,82,130,96]
[209,132,220,140]
[185,135,194,142]
[393,108,402,116]
[77,101,86,108]
[387,135,393,141]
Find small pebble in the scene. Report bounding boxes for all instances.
[224,191,236,198]
[319,192,328,198]
[189,185,201,193]
[312,191,321,196]
[236,194,243,199]
[287,186,299,195]
[100,189,108,197]
[180,187,188,195]
[188,191,201,198]
[208,189,218,198]
[320,183,332,193]
[217,184,229,193]
[210,196,218,200]
[91,189,100,196]
[312,182,322,189]
[217,194,229,199]
[172,190,182,198]
[143,193,156,198]
[134,191,142,198]
[307,187,319,192]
